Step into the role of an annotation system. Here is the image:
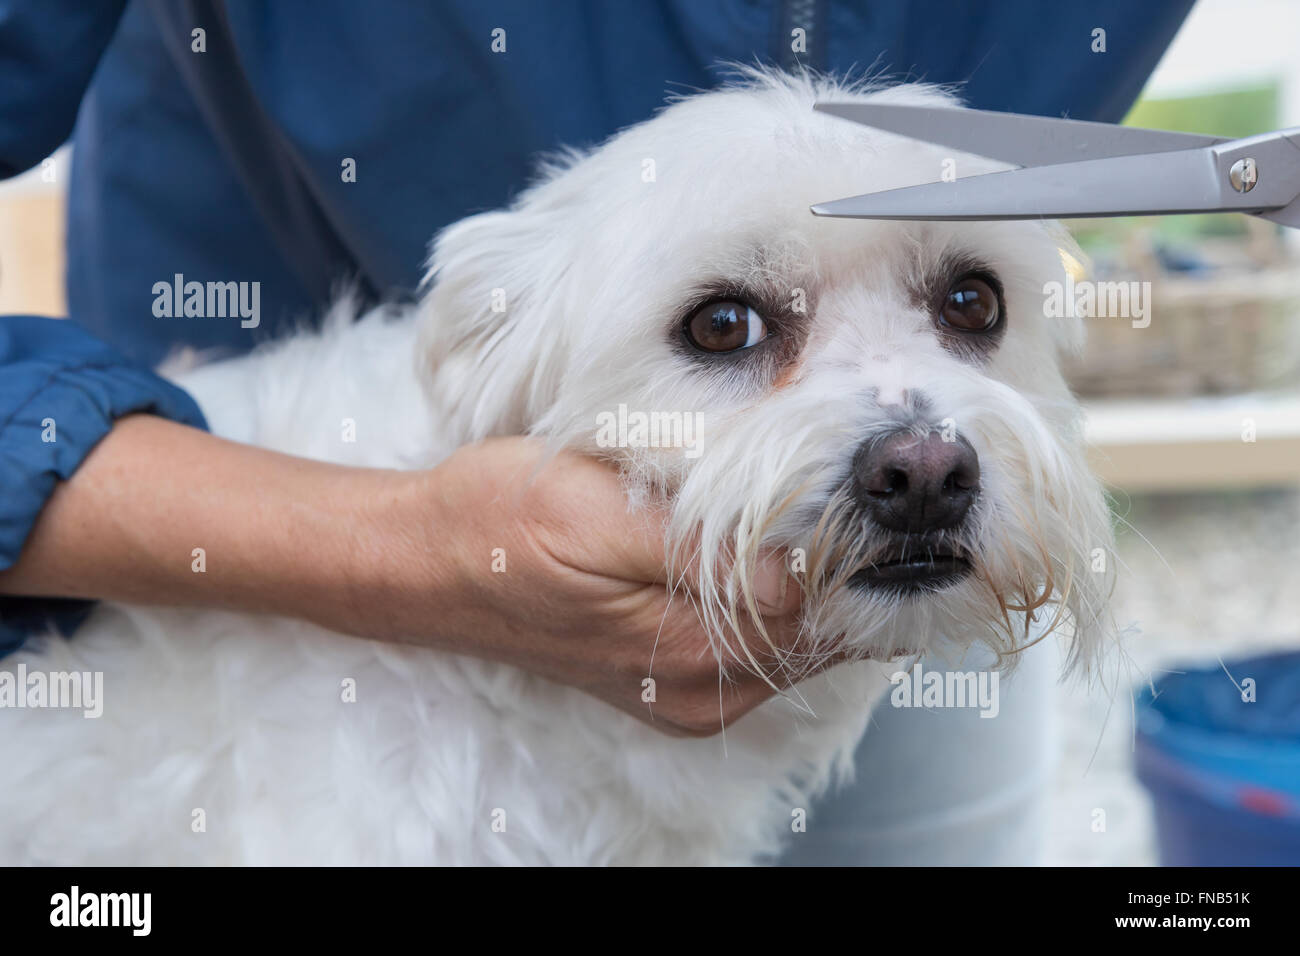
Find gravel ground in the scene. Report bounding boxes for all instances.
[1048,487,1300,866]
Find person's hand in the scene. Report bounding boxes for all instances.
[348,437,817,736]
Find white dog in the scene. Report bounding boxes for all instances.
[0,70,1114,865]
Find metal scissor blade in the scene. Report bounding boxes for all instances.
[812,135,1300,221]
[813,102,1225,167]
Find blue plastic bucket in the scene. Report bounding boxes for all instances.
[1134,650,1300,866]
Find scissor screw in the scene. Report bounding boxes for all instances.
[1230,158,1258,193]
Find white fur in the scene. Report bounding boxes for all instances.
[0,71,1114,865]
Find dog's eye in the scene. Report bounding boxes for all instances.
[683,300,768,353]
[940,276,1000,332]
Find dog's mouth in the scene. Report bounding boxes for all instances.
[848,542,972,593]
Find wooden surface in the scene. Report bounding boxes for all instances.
[1086,392,1300,490]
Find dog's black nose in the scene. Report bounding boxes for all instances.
[852,431,980,533]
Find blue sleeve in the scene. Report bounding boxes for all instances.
[0,315,208,654]
[0,0,128,176]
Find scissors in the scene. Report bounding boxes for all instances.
[810,102,1300,229]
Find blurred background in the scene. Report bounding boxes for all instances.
[0,0,1295,865]
[1049,0,1300,866]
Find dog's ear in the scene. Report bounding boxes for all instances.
[416,200,576,441]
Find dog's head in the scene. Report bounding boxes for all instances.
[420,70,1115,678]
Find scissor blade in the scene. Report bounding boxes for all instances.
[812,140,1299,221]
[814,102,1225,167]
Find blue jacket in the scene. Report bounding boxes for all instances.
[0,0,1195,653]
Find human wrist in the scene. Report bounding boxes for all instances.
[314,465,468,648]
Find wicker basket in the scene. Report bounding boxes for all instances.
[1064,267,1300,398]
[1064,221,1300,399]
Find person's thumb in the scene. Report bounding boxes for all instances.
[751,550,802,617]
[546,451,802,618]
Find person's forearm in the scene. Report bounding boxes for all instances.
[0,419,809,733]
[0,415,436,633]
